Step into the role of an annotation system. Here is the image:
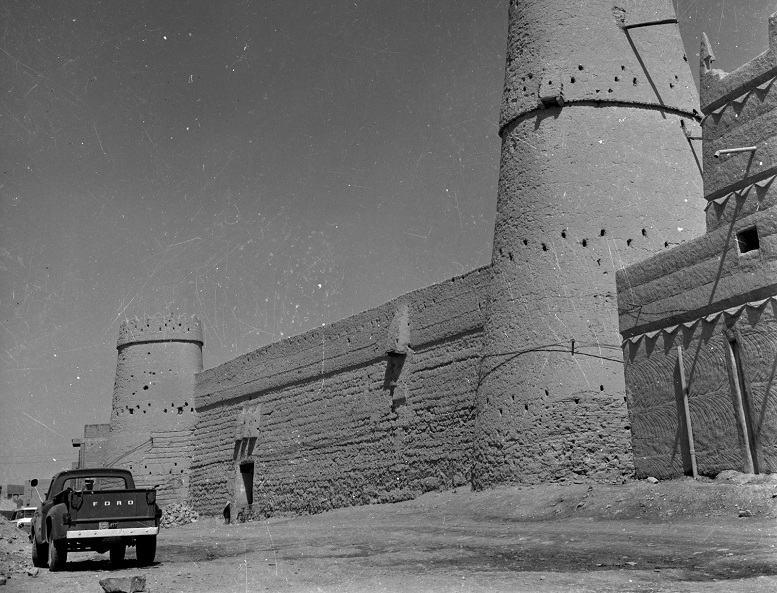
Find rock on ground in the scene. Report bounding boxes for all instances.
[99,575,146,593]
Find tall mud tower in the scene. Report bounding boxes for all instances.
[104,314,203,505]
[473,0,705,487]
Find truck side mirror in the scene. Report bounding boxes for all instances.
[30,479,38,487]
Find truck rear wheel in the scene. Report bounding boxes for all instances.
[31,531,48,568]
[109,543,126,566]
[136,535,156,566]
[48,538,67,571]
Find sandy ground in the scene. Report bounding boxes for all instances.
[2,474,777,592]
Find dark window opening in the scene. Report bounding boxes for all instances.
[736,226,759,254]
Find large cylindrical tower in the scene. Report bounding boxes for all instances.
[104,314,203,504]
[473,0,705,487]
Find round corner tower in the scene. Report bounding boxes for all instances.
[473,0,705,488]
[104,314,203,505]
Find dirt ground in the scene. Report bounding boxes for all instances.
[2,473,777,592]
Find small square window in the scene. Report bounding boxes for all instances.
[736,226,759,254]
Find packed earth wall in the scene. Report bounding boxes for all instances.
[190,268,488,516]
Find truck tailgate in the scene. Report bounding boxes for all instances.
[69,489,157,531]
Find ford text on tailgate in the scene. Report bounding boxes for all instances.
[30,468,162,571]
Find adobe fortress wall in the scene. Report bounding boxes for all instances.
[190,268,489,515]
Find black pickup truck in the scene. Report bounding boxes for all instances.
[30,468,162,571]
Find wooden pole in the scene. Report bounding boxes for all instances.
[725,340,755,474]
[677,345,698,478]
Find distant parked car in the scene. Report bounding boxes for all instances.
[12,507,37,534]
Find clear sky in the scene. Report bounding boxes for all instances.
[1,1,774,485]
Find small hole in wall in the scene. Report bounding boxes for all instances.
[143,385,149,390]
[164,409,167,413]
[561,230,566,238]
[578,65,584,71]
[600,229,606,236]
[624,397,627,403]
[148,403,151,407]
[147,352,151,355]
[508,252,514,261]
[633,78,637,86]
[178,407,184,415]
[498,408,503,417]
[621,65,625,71]
[626,239,633,246]
[190,408,194,412]
[544,389,549,396]
[625,425,631,430]
[542,243,548,251]
[524,404,529,411]
[614,76,619,82]
[600,385,604,391]
[574,398,579,404]
[641,228,647,236]
[596,259,601,266]
[664,241,669,248]
[581,239,587,247]
[608,89,613,93]
[570,77,576,84]
[523,239,528,246]
[669,83,674,88]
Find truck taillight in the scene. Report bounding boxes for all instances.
[146,490,156,505]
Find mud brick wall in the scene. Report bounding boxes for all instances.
[618,209,777,338]
[619,209,777,478]
[623,300,777,478]
[129,429,194,506]
[189,268,488,516]
[73,423,110,469]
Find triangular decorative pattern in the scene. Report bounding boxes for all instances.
[622,296,777,346]
[704,174,777,212]
[702,74,776,123]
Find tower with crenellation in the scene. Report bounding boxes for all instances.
[101,314,203,505]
